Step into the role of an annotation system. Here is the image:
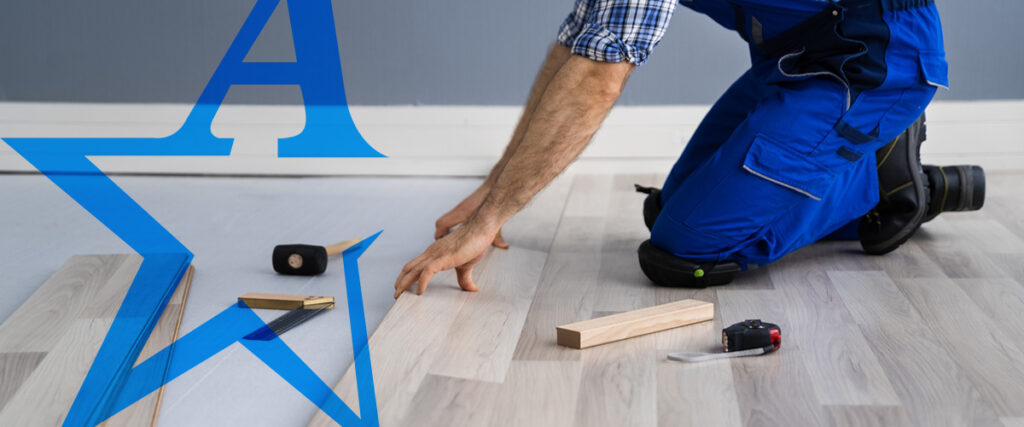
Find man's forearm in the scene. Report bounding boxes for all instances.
[483,44,573,188]
[471,56,634,229]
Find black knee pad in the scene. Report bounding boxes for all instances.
[637,240,741,288]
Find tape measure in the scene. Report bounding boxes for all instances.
[668,319,781,363]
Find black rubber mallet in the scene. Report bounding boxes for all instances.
[272,238,359,276]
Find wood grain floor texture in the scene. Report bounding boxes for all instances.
[308,171,1024,427]
[0,255,194,426]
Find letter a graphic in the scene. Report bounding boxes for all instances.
[172,0,383,157]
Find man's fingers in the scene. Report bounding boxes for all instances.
[394,264,411,290]
[435,214,461,240]
[394,268,417,298]
[394,256,428,298]
[395,225,495,298]
[396,255,422,283]
[456,251,485,292]
[416,268,437,295]
[456,265,478,292]
[434,224,450,240]
[400,251,428,275]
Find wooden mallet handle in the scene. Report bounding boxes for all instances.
[323,238,361,256]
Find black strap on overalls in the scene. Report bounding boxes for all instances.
[738,0,935,95]
[730,0,935,149]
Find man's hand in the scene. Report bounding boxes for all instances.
[394,46,631,299]
[394,222,499,298]
[434,186,510,249]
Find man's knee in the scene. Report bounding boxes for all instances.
[650,208,745,262]
[637,239,742,288]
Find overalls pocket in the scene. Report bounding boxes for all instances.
[741,133,834,201]
[674,133,835,249]
[918,51,949,89]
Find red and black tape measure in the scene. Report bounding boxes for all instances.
[723,319,782,353]
[668,319,782,363]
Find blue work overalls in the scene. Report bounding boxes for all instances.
[652,0,949,267]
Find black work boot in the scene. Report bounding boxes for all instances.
[635,184,662,231]
[637,240,741,288]
[922,164,986,223]
[859,114,928,255]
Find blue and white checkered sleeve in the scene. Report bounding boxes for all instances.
[557,0,678,66]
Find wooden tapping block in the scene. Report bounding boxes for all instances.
[556,299,713,349]
[238,293,335,310]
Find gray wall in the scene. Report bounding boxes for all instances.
[0,0,1021,105]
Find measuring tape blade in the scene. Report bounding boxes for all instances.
[667,346,771,363]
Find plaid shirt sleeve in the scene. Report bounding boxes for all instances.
[557,0,678,66]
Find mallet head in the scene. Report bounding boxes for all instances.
[273,244,329,276]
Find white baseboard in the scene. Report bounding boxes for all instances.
[0,101,1021,176]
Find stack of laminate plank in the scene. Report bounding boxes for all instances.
[0,255,194,426]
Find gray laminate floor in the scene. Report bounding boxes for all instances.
[3,171,1024,427]
[312,171,1024,427]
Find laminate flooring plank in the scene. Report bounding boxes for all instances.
[729,265,775,290]
[310,177,571,426]
[0,256,192,426]
[824,405,915,427]
[83,256,146,319]
[985,171,1024,196]
[0,255,135,352]
[653,288,742,427]
[512,175,614,362]
[487,361,583,427]
[894,277,1024,417]
[875,240,948,279]
[590,246,655,313]
[311,272,469,425]
[954,278,1024,345]
[717,289,827,427]
[562,174,614,218]
[133,266,194,366]
[829,271,1002,427]
[427,245,549,382]
[508,174,573,252]
[986,197,1024,242]
[0,352,46,412]
[782,240,882,273]
[935,218,1024,254]
[1003,418,1024,427]
[399,374,502,427]
[573,175,658,427]
[511,217,603,362]
[402,364,584,427]
[573,333,658,427]
[591,176,656,314]
[914,218,1009,278]
[604,174,652,249]
[103,265,194,427]
[987,253,1024,285]
[769,258,899,406]
[0,318,114,425]
[428,175,571,382]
